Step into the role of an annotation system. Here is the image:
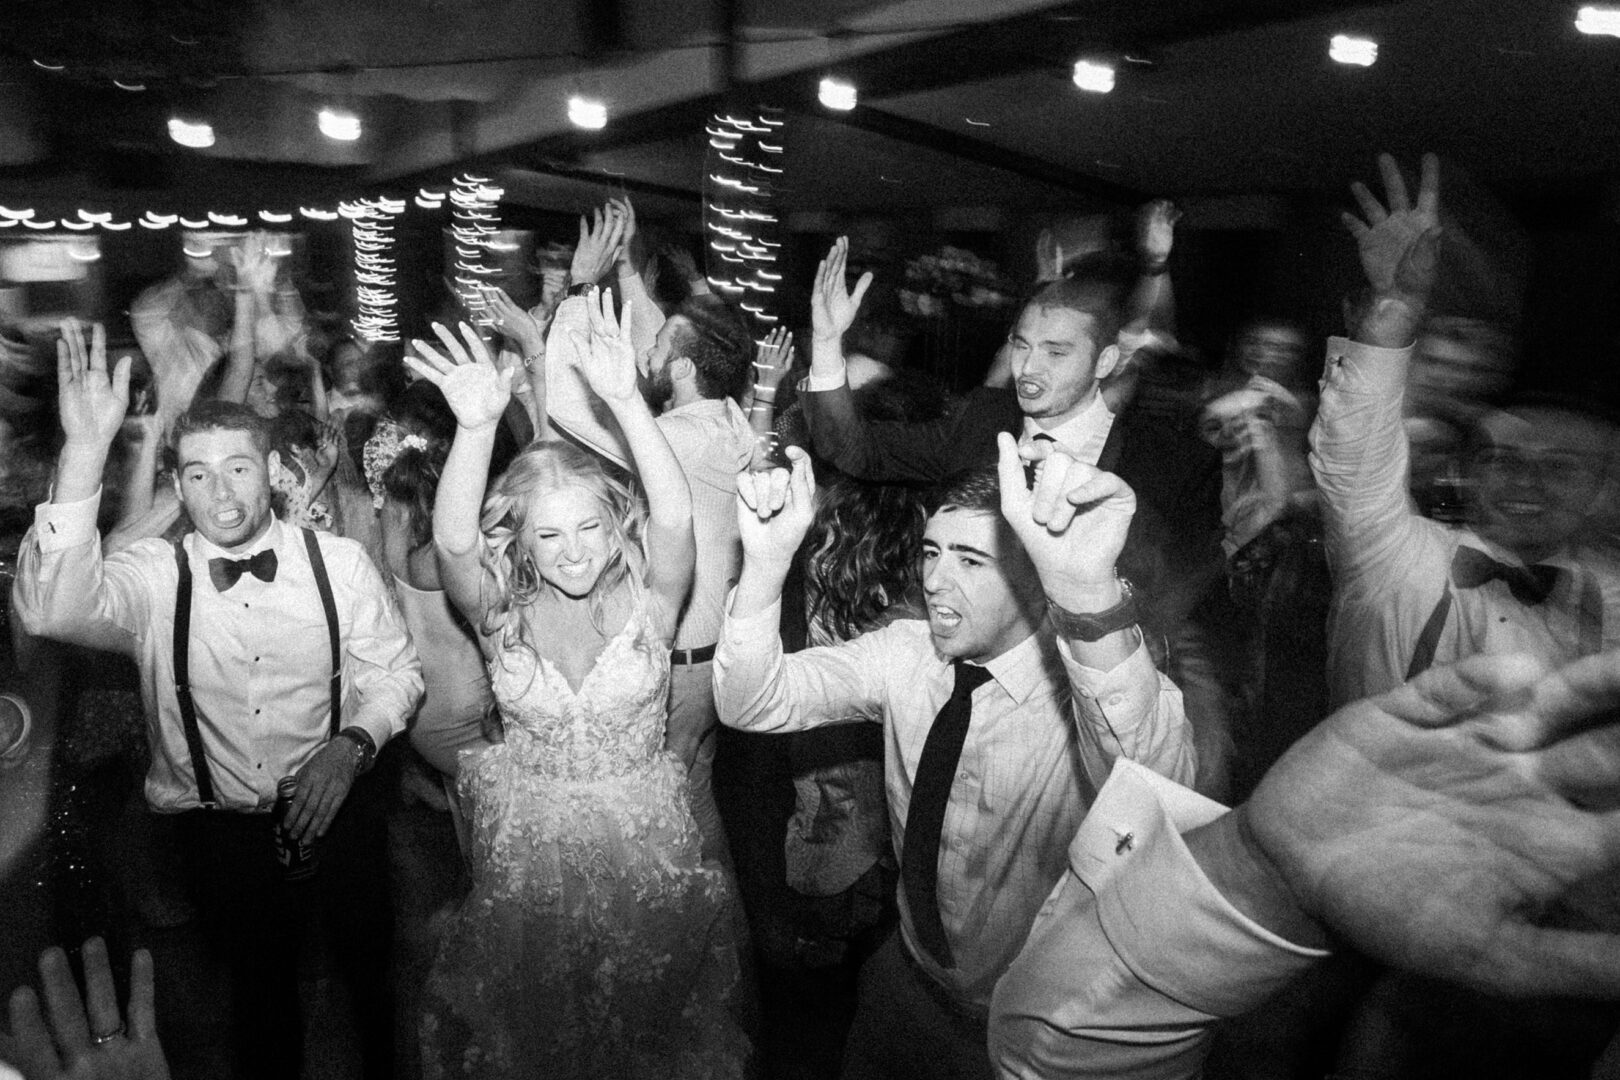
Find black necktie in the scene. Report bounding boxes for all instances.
[1451,546,1560,606]
[902,660,995,969]
[208,548,278,592]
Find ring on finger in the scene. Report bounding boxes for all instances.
[92,1021,126,1045]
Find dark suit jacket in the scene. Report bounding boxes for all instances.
[801,380,1224,638]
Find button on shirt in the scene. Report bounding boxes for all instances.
[14,493,422,812]
[715,599,1194,1009]
[1309,337,1620,706]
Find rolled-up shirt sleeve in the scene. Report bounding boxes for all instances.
[1059,638,1196,790]
[990,760,1328,1080]
[713,593,886,734]
[332,545,422,752]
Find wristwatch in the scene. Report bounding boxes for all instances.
[1047,579,1140,642]
[334,727,377,776]
[566,281,598,299]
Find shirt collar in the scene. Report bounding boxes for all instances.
[1021,391,1115,465]
[191,516,284,561]
[972,628,1054,705]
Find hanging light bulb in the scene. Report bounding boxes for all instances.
[167,117,215,149]
[567,96,608,130]
[317,107,362,141]
[818,77,857,111]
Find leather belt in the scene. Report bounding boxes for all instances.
[670,643,717,665]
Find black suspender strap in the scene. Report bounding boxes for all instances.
[171,531,345,808]
[302,527,343,734]
[172,539,217,807]
[1405,589,1452,682]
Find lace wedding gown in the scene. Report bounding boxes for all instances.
[421,600,749,1079]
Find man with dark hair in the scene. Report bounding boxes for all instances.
[545,220,758,866]
[13,321,421,1080]
[800,238,1228,794]
[716,440,1192,1080]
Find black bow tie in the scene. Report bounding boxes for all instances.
[1451,546,1560,606]
[208,549,278,592]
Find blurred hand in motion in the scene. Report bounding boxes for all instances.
[810,237,872,346]
[1238,649,1620,998]
[2,936,171,1080]
[735,445,816,564]
[1135,199,1181,271]
[56,320,129,453]
[570,289,639,405]
[569,204,627,287]
[405,321,513,431]
[485,286,546,359]
[751,327,795,398]
[1343,152,1441,309]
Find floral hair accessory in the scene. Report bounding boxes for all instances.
[363,419,430,509]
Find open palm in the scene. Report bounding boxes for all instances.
[1247,651,1620,997]
[810,236,872,340]
[406,321,511,429]
[57,319,130,451]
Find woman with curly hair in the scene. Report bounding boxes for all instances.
[407,296,747,1080]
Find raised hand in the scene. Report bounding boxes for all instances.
[312,418,345,477]
[229,233,280,295]
[995,432,1135,603]
[810,237,873,344]
[569,204,628,287]
[2,937,172,1080]
[752,327,795,397]
[485,286,545,358]
[1343,152,1441,308]
[405,321,512,430]
[609,196,638,271]
[1034,229,1066,284]
[571,288,638,404]
[735,444,816,564]
[57,319,130,452]
[1241,650,1620,998]
[1136,198,1181,271]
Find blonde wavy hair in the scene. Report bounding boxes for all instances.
[476,441,648,658]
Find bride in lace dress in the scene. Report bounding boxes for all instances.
[406,297,749,1079]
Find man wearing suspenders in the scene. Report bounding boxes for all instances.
[15,321,422,1080]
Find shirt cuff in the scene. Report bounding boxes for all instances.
[1057,638,1159,723]
[32,490,104,553]
[1081,760,1329,1016]
[802,368,847,393]
[1322,335,1411,395]
[720,590,783,647]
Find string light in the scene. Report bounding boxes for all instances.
[259,210,293,223]
[704,106,786,345]
[447,174,506,330]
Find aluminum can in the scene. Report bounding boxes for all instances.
[270,775,318,881]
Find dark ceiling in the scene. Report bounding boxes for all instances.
[0,0,1616,221]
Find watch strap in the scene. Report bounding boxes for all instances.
[1047,580,1140,643]
[335,727,377,775]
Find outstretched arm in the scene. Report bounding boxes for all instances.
[996,434,1195,787]
[406,322,513,636]
[570,290,694,639]
[1309,153,1443,592]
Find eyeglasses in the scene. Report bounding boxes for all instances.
[1473,447,1604,490]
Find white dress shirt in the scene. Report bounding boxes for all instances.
[14,492,422,812]
[1021,390,1116,464]
[1309,337,1620,706]
[989,759,1328,1080]
[714,598,1194,1009]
